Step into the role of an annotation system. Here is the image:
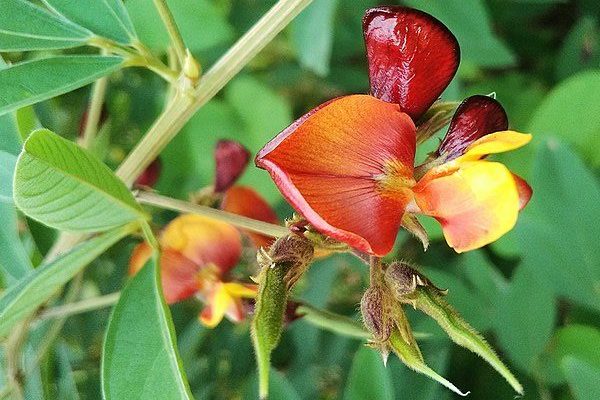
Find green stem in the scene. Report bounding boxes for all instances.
[152,0,187,66]
[115,0,314,187]
[37,292,120,321]
[297,304,369,339]
[136,191,290,238]
[81,73,108,149]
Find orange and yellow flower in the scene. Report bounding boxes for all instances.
[255,7,532,256]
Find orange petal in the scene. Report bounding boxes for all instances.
[256,95,417,256]
[129,242,153,276]
[159,249,201,304]
[160,214,242,275]
[459,131,532,161]
[221,185,279,248]
[414,160,520,253]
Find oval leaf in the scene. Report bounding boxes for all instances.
[0,225,132,338]
[42,0,136,44]
[14,129,147,232]
[102,257,193,400]
[0,0,91,51]
[0,55,124,116]
[344,347,394,400]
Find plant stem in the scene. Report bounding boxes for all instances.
[37,292,121,321]
[136,191,290,238]
[152,0,187,66]
[81,74,108,149]
[369,255,383,283]
[115,0,314,187]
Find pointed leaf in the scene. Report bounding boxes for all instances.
[0,0,91,51]
[14,129,147,232]
[102,257,193,399]
[42,0,136,44]
[0,151,16,203]
[0,225,132,338]
[363,6,459,120]
[343,347,394,400]
[0,55,124,116]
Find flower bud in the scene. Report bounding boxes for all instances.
[360,284,393,343]
[214,140,250,193]
[384,262,445,300]
[260,234,314,290]
[134,158,161,188]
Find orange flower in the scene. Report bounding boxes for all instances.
[129,214,257,327]
[255,8,531,256]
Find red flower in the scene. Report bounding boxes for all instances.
[255,7,531,256]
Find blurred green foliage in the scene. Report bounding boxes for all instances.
[2,0,600,399]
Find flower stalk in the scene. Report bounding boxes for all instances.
[152,0,187,66]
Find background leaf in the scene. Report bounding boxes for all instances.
[0,150,16,203]
[343,346,394,400]
[0,225,131,338]
[14,129,146,232]
[42,0,136,44]
[102,257,193,400]
[0,0,91,51]
[292,0,339,76]
[0,55,124,116]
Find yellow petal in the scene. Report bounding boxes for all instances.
[223,282,257,299]
[199,283,231,328]
[414,160,520,253]
[458,131,532,161]
[160,214,242,274]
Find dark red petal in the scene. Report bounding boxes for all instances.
[221,185,279,248]
[135,158,162,187]
[214,140,250,193]
[256,95,416,256]
[363,6,460,120]
[437,95,508,160]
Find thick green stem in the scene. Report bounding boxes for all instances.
[152,0,187,66]
[115,0,314,187]
[136,191,290,238]
[81,75,108,149]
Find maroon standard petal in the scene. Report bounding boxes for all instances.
[214,140,251,193]
[363,6,460,121]
[438,95,508,161]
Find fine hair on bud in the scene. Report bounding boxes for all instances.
[263,234,314,290]
[360,285,393,343]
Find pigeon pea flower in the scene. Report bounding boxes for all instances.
[255,6,532,256]
[129,214,257,327]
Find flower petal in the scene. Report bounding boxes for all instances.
[223,282,257,298]
[129,241,153,276]
[459,131,532,161]
[160,214,242,275]
[256,95,417,256]
[214,140,250,193]
[221,185,279,248]
[414,161,520,253]
[199,282,231,328]
[160,249,201,304]
[512,173,532,210]
[363,6,459,120]
[437,95,508,160]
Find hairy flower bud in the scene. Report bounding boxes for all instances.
[360,284,393,343]
[259,234,314,290]
[384,262,444,299]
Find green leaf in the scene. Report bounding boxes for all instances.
[494,264,555,372]
[292,0,339,76]
[42,0,136,44]
[126,0,234,54]
[556,16,600,80]
[0,0,91,51]
[343,347,394,400]
[517,139,600,311]
[0,205,33,284]
[528,71,600,166]
[102,257,193,400]
[0,150,16,203]
[0,225,132,338]
[0,55,124,116]
[403,0,516,67]
[14,129,147,232]
[562,357,600,400]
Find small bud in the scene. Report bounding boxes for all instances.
[264,235,314,290]
[214,140,250,193]
[134,158,162,188]
[360,285,393,343]
[384,262,445,300]
[183,49,201,81]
